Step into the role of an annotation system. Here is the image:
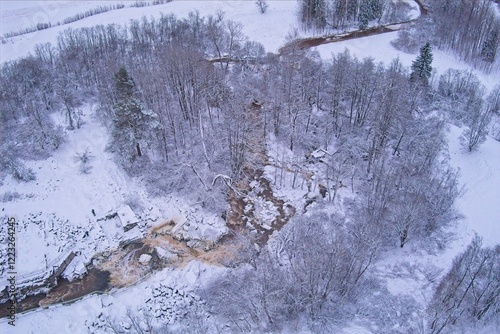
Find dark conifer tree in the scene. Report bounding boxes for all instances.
[300,0,327,30]
[410,42,433,85]
[481,29,498,63]
[112,67,159,161]
[115,67,135,99]
[358,0,384,30]
[358,3,370,30]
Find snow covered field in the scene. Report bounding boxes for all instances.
[314,31,500,91]
[0,0,499,333]
[0,0,423,64]
[0,1,125,36]
[1,0,299,63]
[447,124,500,247]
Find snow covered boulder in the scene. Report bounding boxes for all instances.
[169,215,188,236]
[117,205,139,232]
[62,255,88,281]
[155,247,178,262]
[139,254,152,265]
[170,212,228,249]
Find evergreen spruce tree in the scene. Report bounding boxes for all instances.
[300,0,326,30]
[358,5,370,30]
[347,0,358,21]
[410,42,433,85]
[369,0,383,21]
[481,30,498,63]
[112,67,159,161]
[115,67,135,99]
[358,0,383,30]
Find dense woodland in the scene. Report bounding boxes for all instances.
[298,0,414,30]
[298,0,500,72]
[1,1,500,333]
[393,0,500,72]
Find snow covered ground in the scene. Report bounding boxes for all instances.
[0,1,125,36]
[2,260,225,334]
[447,124,500,247]
[0,106,227,288]
[313,31,500,91]
[1,107,138,288]
[1,0,299,63]
[367,126,500,334]
[0,0,498,333]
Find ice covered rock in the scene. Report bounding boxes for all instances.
[139,254,152,264]
[74,261,87,276]
[117,205,139,232]
[155,247,178,262]
[170,212,228,247]
[116,225,142,248]
[169,215,188,236]
[62,255,88,281]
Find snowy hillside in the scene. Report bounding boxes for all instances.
[314,31,500,91]
[1,0,499,333]
[0,1,125,36]
[1,0,298,62]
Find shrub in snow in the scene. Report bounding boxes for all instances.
[74,148,94,174]
[392,21,427,53]
[74,148,93,164]
[460,84,499,151]
[79,163,92,175]
[0,191,21,202]
[48,125,67,150]
[427,236,500,334]
[102,309,156,334]
[255,0,268,14]
[9,160,36,182]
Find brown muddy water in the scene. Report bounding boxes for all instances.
[0,267,110,318]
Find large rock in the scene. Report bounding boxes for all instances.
[138,253,152,264]
[155,247,178,262]
[170,212,228,247]
[117,205,139,232]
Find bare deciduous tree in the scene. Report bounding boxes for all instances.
[428,236,500,334]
